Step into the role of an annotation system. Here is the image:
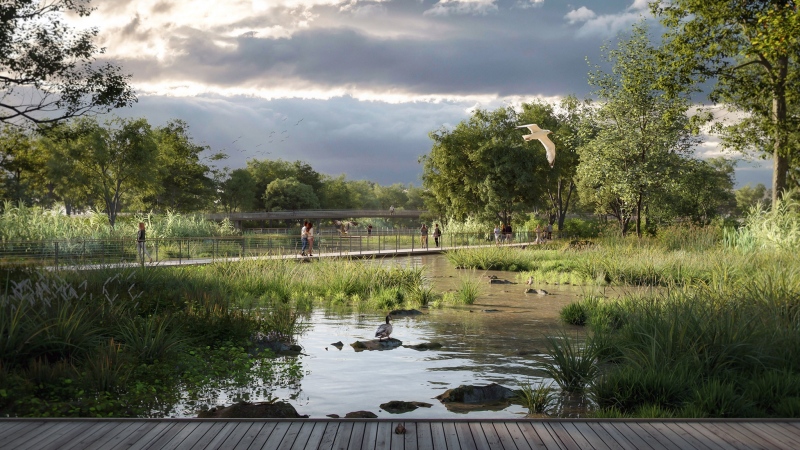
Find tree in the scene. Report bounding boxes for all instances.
[518,96,593,231]
[421,107,546,225]
[145,120,215,212]
[577,23,702,236]
[218,168,256,213]
[0,125,47,204]
[319,174,355,209]
[247,159,323,210]
[263,177,320,211]
[53,117,158,227]
[652,0,800,205]
[735,183,771,214]
[1,0,135,124]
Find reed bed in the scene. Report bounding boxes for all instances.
[548,250,800,418]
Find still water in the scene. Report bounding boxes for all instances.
[181,254,632,418]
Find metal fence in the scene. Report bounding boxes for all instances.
[0,229,542,269]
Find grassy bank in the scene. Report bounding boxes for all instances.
[1,256,427,417]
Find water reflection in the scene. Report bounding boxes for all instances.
[177,254,640,418]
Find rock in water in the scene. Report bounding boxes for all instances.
[380,400,433,414]
[198,401,307,418]
[345,410,378,418]
[350,338,402,351]
[435,383,516,404]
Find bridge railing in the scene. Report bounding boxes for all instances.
[0,230,543,269]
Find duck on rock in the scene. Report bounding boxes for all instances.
[375,315,393,341]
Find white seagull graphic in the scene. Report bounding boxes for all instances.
[516,124,556,168]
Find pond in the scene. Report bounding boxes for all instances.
[179,254,639,418]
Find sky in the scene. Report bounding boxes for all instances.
[71,0,772,188]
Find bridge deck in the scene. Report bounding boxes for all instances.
[1,418,798,449]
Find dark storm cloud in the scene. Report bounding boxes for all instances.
[117,2,607,99]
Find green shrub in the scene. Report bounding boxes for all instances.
[689,379,755,418]
[516,380,556,414]
[590,365,692,414]
[560,302,589,326]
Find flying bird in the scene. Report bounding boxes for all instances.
[516,124,556,168]
[375,315,393,341]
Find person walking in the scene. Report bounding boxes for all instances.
[137,222,153,263]
[433,223,442,247]
[300,221,309,256]
[389,205,395,215]
[307,222,315,256]
[546,223,553,240]
[420,223,428,248]
[367,224,373,237]
[494,224,501,245]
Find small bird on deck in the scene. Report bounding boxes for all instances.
[395,424,406,434]
[516,124,556,167]
[526,277,533,285]
[375,315,393,341]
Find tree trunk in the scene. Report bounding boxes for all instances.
[771,57,789,206]
[635,191,643,238]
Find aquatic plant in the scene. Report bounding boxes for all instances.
[516,380,556,415]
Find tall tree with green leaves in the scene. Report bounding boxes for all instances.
[54,117,159,227]
[145,120,216,212]
[263,177,320,211]
[652,0,800,205]
[218,168,256,213]
[518,96,594,231]
[1,0,135,124]
[421,107,546,225]
[577,22,702,236]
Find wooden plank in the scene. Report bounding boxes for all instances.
[68,421,142,450]
[245,422,279,450]
[561,422,609,450]
[374,422,393,450]
[404,422,417,450]
[38,420,104,450]
[0,421,44,441]
[127,422,177,450]
[737,422,795,450]
[348,422,367,450]
[217,421,255,449]
[360,422,380,450]
[443,421,461,450]
[620,422,669,450]
[416,422,433,450]
[489,423,518,450]
[545,422,581,450]
[601,422,655,450]
[195,422,239,450]
[88,422,149,450]
[692,422,764,449]
[671,423,727,450]
[4,421,71,450]
[164,421,214,450]
[317,421,341,450]
[106,421,162,450]
[260,422,293,450]
[646,422,706,450]
[636,423,689,450]
[298,422,329,450]
[430,422,449,450]
[28,421,97,450]
[141,421,193,450]
[479,422,504,450]
[455,422,480,450]
[333,421,354,450]
[513,422,549,450]
[584,422,635,450]
[177,421,230,450]
[466,422,493,450]
[705,422,781,450]
[276,422,306,450]
[525,422,564,450]
[564,422,607,450]
[502,422,532,450]
[233,422,267,450]
[760,421,800,444]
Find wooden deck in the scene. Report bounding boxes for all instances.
[1,418,798,449]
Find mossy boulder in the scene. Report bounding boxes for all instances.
[198,401,306,418]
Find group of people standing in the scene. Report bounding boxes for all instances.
[300,221,315,256]
[493,223,513,244]
[419,223,442,248]
[535,223,553,243]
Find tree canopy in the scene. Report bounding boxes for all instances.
[0,0,135,124]
[652,0,800,205]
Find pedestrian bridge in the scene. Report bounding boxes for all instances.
[205,209,427,227]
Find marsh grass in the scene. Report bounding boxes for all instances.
[443,271,483,305]
[516,380,556,415]
[542,332,599,394]
[557,244,800,418]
